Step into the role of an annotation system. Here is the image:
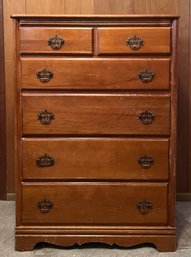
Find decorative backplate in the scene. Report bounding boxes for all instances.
[48,35,64,50]
[37,109,54,125]
[138,110,155,124]
[136,200,152,215]
[127,35,144,50]
[37,199,53,213]
[36,68,53,83]
[137,155,154,169]
[138,69,155,83]
[36,153,54,167]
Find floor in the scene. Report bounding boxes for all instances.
[0,201,191,257]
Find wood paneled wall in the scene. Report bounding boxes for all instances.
[0,0,6,199]
[3,0,191,195]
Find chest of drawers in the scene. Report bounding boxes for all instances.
[12,15,178,252]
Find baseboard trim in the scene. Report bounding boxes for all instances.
[176,193,191,201]
[6,193,15,201]
[6,193,191,201]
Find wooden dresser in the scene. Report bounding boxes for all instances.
[12,15,178,252]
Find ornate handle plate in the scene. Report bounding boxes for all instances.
[37,109,54,125]
[138,69,155,83]
[36,153,54,167]
[138,110,155,124]
[127,35,144,50]
[136,200,152,215]
[48,35,64,50]
[37,199,53,213]
[36,68,53,83]
[137,155,154,169]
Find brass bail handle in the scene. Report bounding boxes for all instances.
[127,35,144,50]
[48,35,64,50]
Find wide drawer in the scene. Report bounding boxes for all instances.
[98,27,171,54]
[22,138,169,180]
[20,27,93,54]
[21,182,168,225]
[22,93,170,135]
[21,58,170,90]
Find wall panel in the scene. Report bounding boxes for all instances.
[176,1,190,192]
[3,0,191,195]
[189,1,191,192]
[65,0,94,14]
[3,0,25,194]
[25,0,65,14]
[94,0,147,14]
[0,0,6,199]
[145,0,179,14]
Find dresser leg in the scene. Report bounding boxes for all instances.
[154,236,176,252]
[15,236,38,251]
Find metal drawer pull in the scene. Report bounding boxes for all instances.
[138,69,155,82]
[138,110,155,124]
[48,35,64,50]
[137,155,154,169]
[37,199,53,213]
[36,153,54,167]
[136,200,152,215]
[36,68,53,83]
[37,109,54,125]
[127,35,144,50]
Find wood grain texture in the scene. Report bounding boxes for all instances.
[3,0,190,194]
[189,0,191,192]
[176,1,189,192]
[65,0,94,14]
[25,0,65,14]
[21,182,168,225]
[15,234,176,252]
[20,27,93,54]
[98,27,171,54]
[22,138,169,180]
[14,15,177,252]
[145,0,179,14]
[94,0,147,14]
[21,58,170,90]
[3,0,25,194]
[0,0,6,199]
[22,93,170,135]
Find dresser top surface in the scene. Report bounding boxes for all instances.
[11,14,179,19]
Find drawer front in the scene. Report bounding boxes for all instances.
[20,27,93,54]
[22,183,168,225]
[21,58,170,90]
[22,94,170,135]
[22,138,169,180]
[98,27,171,54]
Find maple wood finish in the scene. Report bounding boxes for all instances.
[22,93,170,135]
[13,15,178,252]
[22,183,168,225]
[21,58,170,90]
[98,27,171,54]
[20,27,93,54]
[22,138,169,180]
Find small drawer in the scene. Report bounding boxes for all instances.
[21,182,168,225]
[97,27,171,54]
[22,93,170,136]
[20,27,93,54]
[21,58,170,90]
[22,138,169,180]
